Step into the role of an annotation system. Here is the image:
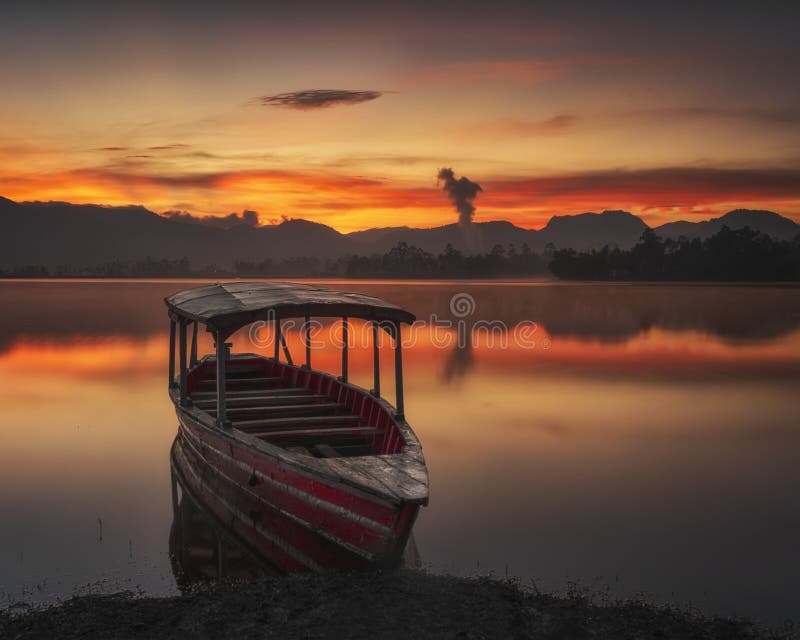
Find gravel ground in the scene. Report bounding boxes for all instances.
[1,570,794,640]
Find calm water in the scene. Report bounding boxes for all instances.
[0,280,798,623]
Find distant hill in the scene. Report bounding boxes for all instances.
[347,220,533,254]
[346,212,648,254]
[534,210,648,251]
[0,198,355,269]
[1,196,797,270]
[655,209,800,241]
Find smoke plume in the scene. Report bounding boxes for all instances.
[437,168,482,226]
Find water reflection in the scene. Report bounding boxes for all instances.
[0,281,798,623]
[169,452,277,588]
[2,281,800,351]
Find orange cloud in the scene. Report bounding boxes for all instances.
[3,165,800,231]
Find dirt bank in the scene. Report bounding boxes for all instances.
[0,570,791,639]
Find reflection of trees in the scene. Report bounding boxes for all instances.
[1,281,799,357]
[442,340,475,383]
[340,283,800,344]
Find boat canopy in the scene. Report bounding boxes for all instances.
[165,282,416,336]
[166,281,413,424]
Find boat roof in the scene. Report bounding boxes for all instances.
[165,282,416,333]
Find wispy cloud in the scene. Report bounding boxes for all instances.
[147,144,192,151]
[465,115,577,138]
[627,107,800,126]
[252,89,384,110]
[405,55,628,86]
[91,144,192,153]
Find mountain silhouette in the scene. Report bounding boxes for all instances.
[349,220,531,254]
[0,198,354,269]
[655,209,800,241]
[1,196,797,270]
[535,210,648,250]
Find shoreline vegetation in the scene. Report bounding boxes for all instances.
[2,226,799,281]
[1,570,794,640]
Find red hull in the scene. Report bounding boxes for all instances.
[173,400,422,571]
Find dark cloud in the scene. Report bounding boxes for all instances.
[162,209,260,229]
[254,89,384,110]
[91,144,192,153]
[147,144,192,151]
[437,168,483,226]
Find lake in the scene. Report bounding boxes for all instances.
[0,280,798,624]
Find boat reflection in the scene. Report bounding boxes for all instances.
[168,437,420,587]
[169,472,278,588]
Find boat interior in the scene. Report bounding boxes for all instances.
[186,355,406,459]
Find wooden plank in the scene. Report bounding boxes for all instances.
[193,394,328,408]
[209,402,345,416]
[191,387,308,399]
[165,282,416,329]
[314,443,342,458]
[252,427,380,439]
[235,414,363,430]
[196,376,282,385]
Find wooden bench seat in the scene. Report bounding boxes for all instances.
[235,414,363,432]
[252,426,380,439]
[190,387,308,399]
[195,376,282,386]
[208,402,346,416]
[193,394,329,409]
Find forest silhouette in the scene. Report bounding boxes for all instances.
[2,226,798,281]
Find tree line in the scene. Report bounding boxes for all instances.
[2,228,799,280]
[549,226,800,281]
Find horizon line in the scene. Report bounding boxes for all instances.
[1,194,792,234]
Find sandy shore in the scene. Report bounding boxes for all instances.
[1,570,791,639]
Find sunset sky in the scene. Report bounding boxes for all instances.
[2,1,800,232]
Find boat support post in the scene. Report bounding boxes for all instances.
[304,315,311,369]
[340,316,348,382]
[394,321,404,420]
[280,332,293,365]
[371,320,380,397]
[190,321,198,366]
[215,331,231,428]
[273,316,281,362]
[168,318,176,388]
[179,319,188,407]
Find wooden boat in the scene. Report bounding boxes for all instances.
[165,282,429,572]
